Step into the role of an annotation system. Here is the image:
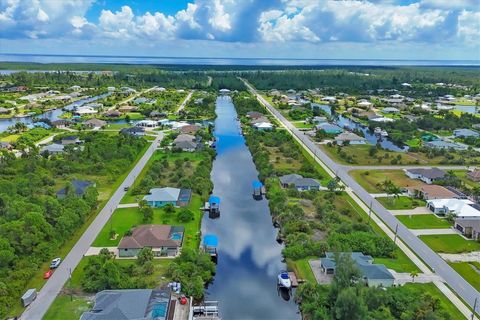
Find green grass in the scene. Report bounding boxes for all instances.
[405,138,421,148]
[43,295,92,320]
[0,134,20,142]
[107,123,132,130]
[420,234,480,253]
[374,248,420,273]
[287,257,316,283]
[292,121,313,129]
[350,169,426,193]
[396,214,451,229]
[448,262,480,291]
[452,170,478,189]
[376,196,426,210]
[93,195,202,251]
[402,283,465,319]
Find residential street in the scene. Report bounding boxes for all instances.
[176,90,194,113]
[20,132,164,320]
[242,79,479,319]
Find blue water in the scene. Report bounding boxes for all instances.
[1,53,479,66]
[170,233,183,241]
[454,105,478,114]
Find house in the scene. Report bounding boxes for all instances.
[279,174,321,191]
[335,132,367,145]
[253,122,274,131]
[454,218,480,240]
[320,252,394,287]
[246,111,264,120]
[107,86,115,91]
[370,117,394,123]
[118,225,184,257]
[149,111,166,118]
[121,127,145,136]
[133,97,148,105]
[316,123,343,134]
[40,143,65,154]
[74,106,97,115]
[169,121,190,130]
[404,168,446,184]
[80,289,171,320]
[69,85,81,91]
[407,185,460,200]
[174,140,198,152]
[143,187,192,207]
[382,107,400,114]
[321,96,337,102]
[219,88,230,94]
[250,116,270,125]
[83,118,107,128]
[453,129,479,138]
[426,198,480,218]
[180,124,201,135]
[51,120,72,129]
[118,105,137,112]
[467,170,480,182]
[424,140,468,151]
[174,134,195,144]
[136,120,158,128]
[57,180,95,199]
[0,107,11,114]
[312,116,328,124]
[357,100,372,108]
[30,122,51,129]
[0,142,12,150]
[105,109,121,117]
[61,136,81,145]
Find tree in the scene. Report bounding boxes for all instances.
[137,247,154,266]
[177,208,194,222]
[333,287,367,320]
[410,270,418,282]
[139,199,153,223]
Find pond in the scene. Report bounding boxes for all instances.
[0,92,110,132]
[454,105,477,114]
[201,96,300,319]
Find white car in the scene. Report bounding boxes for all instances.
[50,258,62,269]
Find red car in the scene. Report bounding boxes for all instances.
[43,269,53,279]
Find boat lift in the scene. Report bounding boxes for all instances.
[202,234,218,262]
[192,301,221,320]
[252,180,265,200]
[204,195,220,219]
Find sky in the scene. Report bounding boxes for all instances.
[0,0,479,60]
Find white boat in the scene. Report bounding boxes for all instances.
[380,130,388,137]
[374,127,382,134]
[277,271,292,288]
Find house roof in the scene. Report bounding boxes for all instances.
[57,180,94,197]
[121,127,145,134]
[180,124,201,134]
[467,171,480,180]
[246,111,264,119]
[406,168,446,180]
[143,187,181,203]
[174,134,195,143]
[427,199,480,218]
[253,122,273,129]
[279,174,303,185]
[454,129,479,137]
[62,135,79,141]
[407,185,457,199]
[454,218,480,231]
[40,143,65,153]
[316,123,343,132]
[425,140,467,150]
[118,224,184,249]
[81,289,171,320]
[174,140,197,150]
[84,118,107,127]
[335,132,366,142]
[321,252,393,281]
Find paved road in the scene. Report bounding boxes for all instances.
[176,90,194,113]
[343,164,472,171]
[21,133,164,320]
[243,80,480,317]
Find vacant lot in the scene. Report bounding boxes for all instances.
[350,169,426,193]
[377,196,426,210]
[396,214,451,229]
[419,234,480,253]
[448,262,480,291]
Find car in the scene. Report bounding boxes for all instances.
[43,269,53,279]
[50,258,62,269]
[124,186,129,191]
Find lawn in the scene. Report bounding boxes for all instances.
[93,195,203,251]
[287,257,316,283]
[320,144,420,165]
[374,248,420,273]
[43,295,92,320]
[350,169,426,193]
[376,196,426,210]
[419,234,480,253]
[396,214,451,229]
[448,262,480,291]
[292,121,313,129]
[452,170,478,189]
[402,283,465,319]
[0,133,20,142]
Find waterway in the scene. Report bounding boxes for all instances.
[0,92,110,132]
[201,96,300,319]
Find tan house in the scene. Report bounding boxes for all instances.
[406,185,460,200]
[467,170,480,182]
[118,225,184,257]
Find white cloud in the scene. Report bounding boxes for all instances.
[458,10,480,44]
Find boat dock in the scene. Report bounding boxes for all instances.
[288,272,299,287]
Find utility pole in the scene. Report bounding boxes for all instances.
[69,268,72,301]
[394,224,399,243]
[368,201,373,224]
[472,297,478,320]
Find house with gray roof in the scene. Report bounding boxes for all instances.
[424,140,468,151]
[453,128,479,138]
[40,143,65,154]
[174,140,198,152]
[335,132,367,145]
[80,289,171,320]
[316,122,343,134]
[57,180,95,199]
[143,187,191,207]
[320,252,394,287]
[404,168,446,184]
[279,174,321,191]
[454,218,480,240]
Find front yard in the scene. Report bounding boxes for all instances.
[448,262,480,291]
[419,234,480,253]
[396,214,451,229]
[350,169,426,193]
[376,196,426,210]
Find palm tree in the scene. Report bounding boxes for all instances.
[410,270,418,282]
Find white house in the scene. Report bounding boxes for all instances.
[358,100,372,108]
[382,107,400,114]
[404,168,446,184]
[335,132,367,145]
[426,199,480,218]
[74,106,97,115]
[253,122,274,131]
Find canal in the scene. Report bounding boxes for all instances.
[201,96,300,319]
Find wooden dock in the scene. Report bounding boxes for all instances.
[288,272,298,287]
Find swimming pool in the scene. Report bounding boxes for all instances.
[170,232,183,241]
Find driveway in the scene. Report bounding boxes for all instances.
[411,228,457,236]
[391,270,442,285]
[21,132,164,320]
[390,207,431,215]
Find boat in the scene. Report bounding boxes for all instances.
[374,127,382,134]
[380,130,388,137]
[277,271,292,289]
